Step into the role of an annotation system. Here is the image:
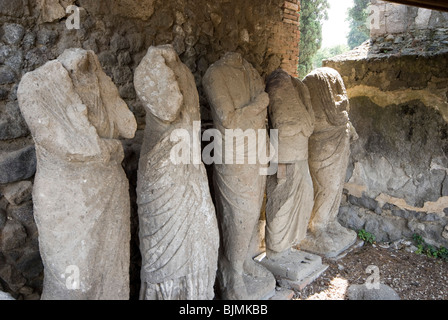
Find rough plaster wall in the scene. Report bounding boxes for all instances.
[0,0,301,299]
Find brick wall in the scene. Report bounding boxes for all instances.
[268,0,301,77]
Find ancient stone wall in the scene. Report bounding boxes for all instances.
[324,3,448,249]
[370,0,448,39]
[0,0,301,299]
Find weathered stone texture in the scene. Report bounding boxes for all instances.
[0,0,27,18]
[37,0,73,23]
[347,284,401,300]
[265,69,315,255]
[203,52,276,300]
[370,0,448,38]
[0,145,36,184]
[0,0,301,299]
[135,45,219,300]
[298,67,357,258]
[17,49,137,300]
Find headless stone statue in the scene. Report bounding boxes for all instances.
[253,69,323,285]
[17,48,137,299]
[300,67,358,258]
[134,45,219,300]
[265,69,315,256]
[202,52,276,300]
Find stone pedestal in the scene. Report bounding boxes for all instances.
[254,249,328,291]
[243,273,277,300]
[299,222,357,259]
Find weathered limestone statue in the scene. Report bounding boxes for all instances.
[299,67,358,258]
[264,69,315,257]
[202,52,276,300]
[134,45,219,300]
[254,69,325,286]
[17,48,137,299]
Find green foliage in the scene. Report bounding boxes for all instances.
[298,0,330,78]
[413,233,424,246]
[358,229,376,244]
[438,247,448,261]
[312,44,349,69]
[346,0,370,49]
[413,234,448,261]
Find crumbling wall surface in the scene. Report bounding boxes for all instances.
[368,0,448,58]
[0,0,301,299]
[370,0,448,38]
[324,29,448,249]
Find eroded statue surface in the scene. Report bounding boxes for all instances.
[203,52,276,300]
[300,67,358,258]
[17,48,137,299]
[134,45,219,300]
[265,69,315,257]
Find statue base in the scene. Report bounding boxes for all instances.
[244,273,277,300]
[254,249,328,291]
[217,259,277,300]
[299,222,357,258]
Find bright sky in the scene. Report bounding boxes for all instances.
[321,0,354,48]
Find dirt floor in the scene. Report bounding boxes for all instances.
[294,240,448,300]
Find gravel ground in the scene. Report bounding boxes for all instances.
[294,240,448,300]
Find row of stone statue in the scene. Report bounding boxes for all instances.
[17,45,357,300]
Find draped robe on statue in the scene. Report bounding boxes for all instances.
[134,45,219,300]
[265,69,315,255]
[299,67,358,258]
[203,52,276,300]
[17,49,137,300]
